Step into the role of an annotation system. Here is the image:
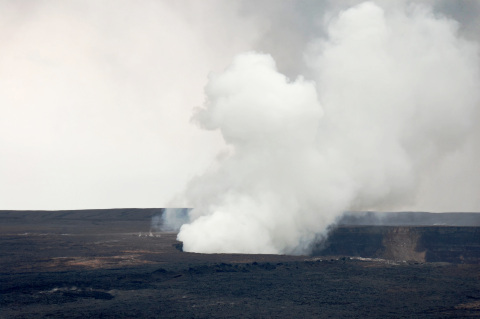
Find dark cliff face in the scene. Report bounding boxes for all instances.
[312,226,480,264]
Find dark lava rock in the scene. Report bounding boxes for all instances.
[1,209,480,318]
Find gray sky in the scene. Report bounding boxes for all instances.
[1,0,479,211]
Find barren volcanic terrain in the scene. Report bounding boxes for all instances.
[1,209,479,318]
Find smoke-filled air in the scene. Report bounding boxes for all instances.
[164,2,480,254]
[2,1,480,254]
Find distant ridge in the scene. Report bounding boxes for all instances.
[338,211,480,226]
[1,209,479,227]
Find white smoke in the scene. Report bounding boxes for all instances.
[169,2,480,254]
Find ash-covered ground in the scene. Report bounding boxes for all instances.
[1,209,479,318]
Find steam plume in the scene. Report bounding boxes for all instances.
[167,2,480,254]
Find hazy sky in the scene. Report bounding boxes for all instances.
[1,0,479,212]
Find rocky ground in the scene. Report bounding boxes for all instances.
[1,209,479,318]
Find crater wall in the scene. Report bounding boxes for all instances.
[312,226,480,264]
